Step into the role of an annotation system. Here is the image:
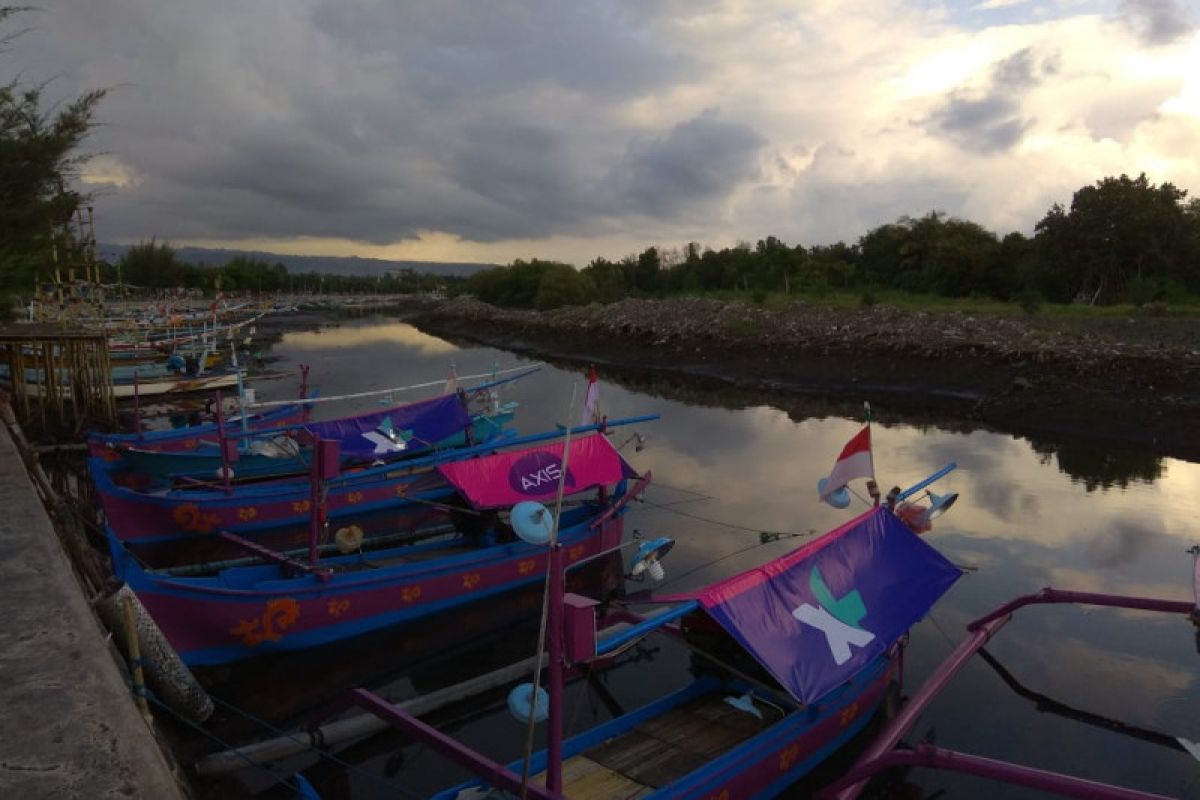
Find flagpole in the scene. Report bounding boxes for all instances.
[863,402,880,505]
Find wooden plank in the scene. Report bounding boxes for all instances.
[535,756,653,800]
[586,729,709,788]
[582,692,779,788]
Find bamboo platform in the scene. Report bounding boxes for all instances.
[540,692,776,798]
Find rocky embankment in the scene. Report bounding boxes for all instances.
[409,296,1200,460]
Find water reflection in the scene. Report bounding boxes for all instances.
[282,320,460,354]
[238,317,1200,800]
[1029,439,1166,492]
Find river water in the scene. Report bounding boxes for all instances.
[204,315,1200,800]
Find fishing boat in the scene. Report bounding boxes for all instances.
[105,369,537,482]
[817,552,1200,800]
[113,400,515,482]
[343,464,964,800]
[109,431,649,666]
[88,400,308,457]
[91,417,656,549]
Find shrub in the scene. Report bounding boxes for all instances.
[1016,289,1042,315]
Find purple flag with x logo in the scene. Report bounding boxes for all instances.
[692,507,961,704]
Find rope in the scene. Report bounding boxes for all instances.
[205,693,423,799]
[140,687,310,797]
[247,363,542,409]
[652,539,781,593]
[520,386,577,798]
[637,497,817,540]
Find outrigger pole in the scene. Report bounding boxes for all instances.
[819,588,1195,800]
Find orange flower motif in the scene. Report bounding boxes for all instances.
[400,585,423,603]
[839,702,860,727]
[462,572,481,590]
[327,598,351,617]
[291,500,312,513]
[173,503,220,533]
[237,506,258,521]
[779,744,801,771]
[567,545,584,561]
[346,491,364,504]
[230,598,301,646]
[517,559,536,576]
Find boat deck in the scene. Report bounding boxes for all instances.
[543,691,776,798]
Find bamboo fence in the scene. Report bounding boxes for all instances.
[0,332,116,437]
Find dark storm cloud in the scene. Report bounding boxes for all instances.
[446,121,590,241]
[601,112,765,220]
[927,48,1057,153]
[17,1,743,246]
[311,1,684,102]
[1118,0,1196,46]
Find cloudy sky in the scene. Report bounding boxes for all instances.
[13,0,1199,265]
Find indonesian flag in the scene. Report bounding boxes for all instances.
[820,426,874,500]
[443,361,458,395]
[581,365,600,425]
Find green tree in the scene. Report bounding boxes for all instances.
[1032,173,1197,303]
[533,262,594,309]
[120,240,183,289]
[0,7,105,299]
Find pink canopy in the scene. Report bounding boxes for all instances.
[437,433,637,509]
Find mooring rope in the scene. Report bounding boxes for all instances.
[246,363,542,408]
[651,539,781,593]
[140,686,312,797]
[637,496,817,540]
[204,693,424,799]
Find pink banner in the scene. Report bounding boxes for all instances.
[437,433,636,509]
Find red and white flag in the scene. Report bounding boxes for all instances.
[580,365,600,425]
[443,361,458,395]
[820,426,874,499]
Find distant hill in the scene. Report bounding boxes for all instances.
[97,243,494,278]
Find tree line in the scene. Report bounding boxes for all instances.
[466,173,1200,311]
[108,240,453,295]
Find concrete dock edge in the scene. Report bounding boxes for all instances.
[0,425,186,799]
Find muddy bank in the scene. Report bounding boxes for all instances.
[403,296,1200,462]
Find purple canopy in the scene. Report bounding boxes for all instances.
[305,394,470,459]
[673,507,961,705]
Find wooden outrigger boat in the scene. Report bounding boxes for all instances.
[87,365,317,457]
[341,465,964,800]
[91,417,655,549]
[108,430,648,666]
[103,368,538,482]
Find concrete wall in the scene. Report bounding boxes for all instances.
[0,425,185,799]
